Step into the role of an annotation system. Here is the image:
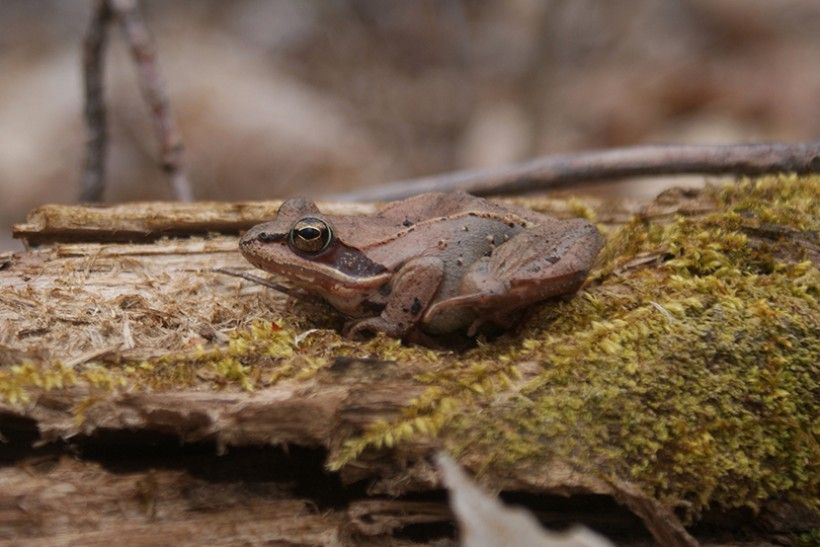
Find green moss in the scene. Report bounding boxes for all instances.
[0,317,442,404]
[333,174,819,519]
[716,174,819,231]
[566,197,597,221]
[2,174,817,523]
[795,528,820,547]
[0,362,77,405]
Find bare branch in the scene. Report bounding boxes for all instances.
[110,0,193,201]
[213,267,297,297]
[79,0,111,202]
[330,142,820,201]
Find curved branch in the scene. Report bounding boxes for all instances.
[330,142,820,201]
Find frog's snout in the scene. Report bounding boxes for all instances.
[240,224,282,249]
[239,226,261,249]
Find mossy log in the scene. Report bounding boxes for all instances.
[1,176,817,546]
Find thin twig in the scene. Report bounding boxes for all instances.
[213,267,296,296]
[79,0,111,202]
[330,142,820,201]
[110,0,193,201]
[80,0,193,202]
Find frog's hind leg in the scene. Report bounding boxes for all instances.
[486,219,603,332]
[429,218,604,335]
[484,218,603,299]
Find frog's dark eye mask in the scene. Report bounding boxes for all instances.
[289,217,333,254]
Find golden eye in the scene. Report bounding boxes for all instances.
[289,218,333,253]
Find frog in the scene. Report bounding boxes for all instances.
[239,191,604,341]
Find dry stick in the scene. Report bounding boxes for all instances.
[79,0,111,202]
[110,0,193,202]
[331,142,820,201]
[213,267,297,297]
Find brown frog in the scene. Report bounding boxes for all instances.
[239,192,604,340]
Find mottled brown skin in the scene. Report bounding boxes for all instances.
[239,192,604,339]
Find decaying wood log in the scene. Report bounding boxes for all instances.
[2,177,818,545]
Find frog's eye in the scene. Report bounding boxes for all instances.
[289,218,333,253]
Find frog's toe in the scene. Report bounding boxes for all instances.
[466,317,485,337]
[344,317,403,339]
[342,318,369,338]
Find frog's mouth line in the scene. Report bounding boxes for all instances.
[271,260,390,290]
[240,239,390,291]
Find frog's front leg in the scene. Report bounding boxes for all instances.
[345,256,444,338]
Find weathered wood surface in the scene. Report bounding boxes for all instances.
[1,184,817,546]
[0,456,347,546]
[12,201,377,246]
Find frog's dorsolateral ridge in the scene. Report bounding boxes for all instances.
[240,192,604,340]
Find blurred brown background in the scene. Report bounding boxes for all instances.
[1,0,819,251]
